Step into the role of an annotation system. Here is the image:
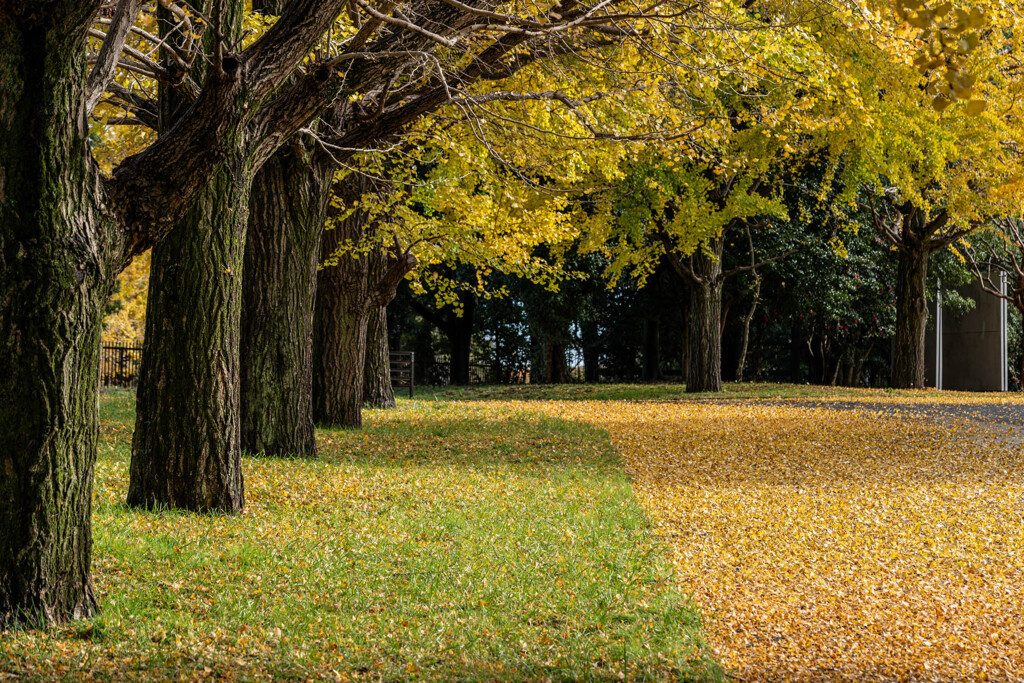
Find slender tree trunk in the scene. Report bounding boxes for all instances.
[735,275,761,383]
[240,145,331,456]
[891,245,931,388]
[363,304,397,408]
[686,251,724,393]
[448,292,476,385]
[0,7,114,626]
[129,158,249,511]
[642,317,661,381]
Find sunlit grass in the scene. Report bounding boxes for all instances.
[0,390,721,682]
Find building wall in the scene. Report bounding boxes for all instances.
[925,280,1007,392]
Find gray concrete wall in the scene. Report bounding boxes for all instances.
[925,280,1007,391]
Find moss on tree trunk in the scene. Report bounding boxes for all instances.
[240,145,331,456]
[0,10,111,626]
[128,159,248,512]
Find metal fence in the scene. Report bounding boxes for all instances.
[100,343,143,387]
[389,351,415,398]
[101,345,416,395]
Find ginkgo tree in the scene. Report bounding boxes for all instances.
[819,0,1024,387]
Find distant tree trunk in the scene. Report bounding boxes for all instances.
[891,245,930,389]
[129,159,248,511]
[581,320,601,382]
[0,14,109,623]
[642,318,661,381]
[852,341,874,386]
[449,292,476,385]
[313,208,372,428]
[686,250,724,393]
[543,339,570,383]
[363,304,396,409]
[240,144,331,456]
[735,275,761,383]
[313,177,416,427]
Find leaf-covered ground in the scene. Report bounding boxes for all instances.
[0,391,720,682]
[538,393,1024,681]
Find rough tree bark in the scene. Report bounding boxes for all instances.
[686,253,725,393]
[363,303,397,409]
[0,8,109,624]
[891,245,931,389]
[129,158,249,511]
[129,1,248,511]
[881,204,954,389]
[240,144,333,456]
[314,176,416,427]
[0,0,440,628]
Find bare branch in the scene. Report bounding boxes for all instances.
[86,0,145,113]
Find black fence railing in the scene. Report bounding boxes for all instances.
[101,345,417,396]
[389,351,415,398]
[419,361,529,386]
[100,343,143,387]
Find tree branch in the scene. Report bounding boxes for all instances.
[85,0,146,113]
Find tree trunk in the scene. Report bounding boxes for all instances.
[240,145,331,456]
[449,292,476,385]
[686,251,724,393]
[642,317,661,381]
[313,178,373,428]
[543,339,570,383]
[129,158,248,511]
[735,275,761,383]
[0,7,111,626]
[891,245,931,389]
[363,304,397,409]
[128,1,246,511]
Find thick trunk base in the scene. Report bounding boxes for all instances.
[240,147,330,456]
[129,163,247,512]
[892,247,930,389]
[364,305,397,409]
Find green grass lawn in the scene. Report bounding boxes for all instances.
[0,390,722,682]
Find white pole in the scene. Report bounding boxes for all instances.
[1001,271,1009,392]
[936,280,943,390]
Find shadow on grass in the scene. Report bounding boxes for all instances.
[0,392,725,682]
